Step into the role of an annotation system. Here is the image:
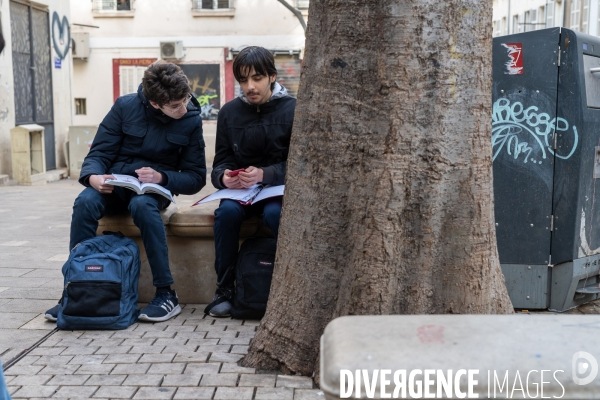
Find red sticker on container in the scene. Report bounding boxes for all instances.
[502,43,524,75]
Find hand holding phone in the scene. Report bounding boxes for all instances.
[228,168,245,177]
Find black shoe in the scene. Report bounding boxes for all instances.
[138,290,181,322]
[45,295,63,322]
[204,286,234,317]
[44,303,60,322]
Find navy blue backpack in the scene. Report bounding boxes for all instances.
[57,232,141,330]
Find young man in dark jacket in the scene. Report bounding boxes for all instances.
[45,61,206,323]
[206,46,296,317]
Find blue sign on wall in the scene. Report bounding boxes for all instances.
[54,57,62,69]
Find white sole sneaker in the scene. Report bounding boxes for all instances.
[138,304,181,322]
[44,313,57,322]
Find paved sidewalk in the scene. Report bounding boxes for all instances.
[0,179,324,399]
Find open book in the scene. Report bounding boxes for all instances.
[105,174,175,203]
[193,184,284,206]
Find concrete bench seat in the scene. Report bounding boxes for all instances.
[320,315,600,399]
[97,201,271,304]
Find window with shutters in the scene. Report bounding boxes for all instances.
[119,66,146,96]
[296,0,309,9]
[192,0,235,16]
[547,1,555,27]
[583,0,590,33]
[92,0,134,17]
[571,0,581,31]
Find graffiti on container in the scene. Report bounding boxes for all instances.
[501,43,524,75]
[492,98,579,165]
[197,94,218,107]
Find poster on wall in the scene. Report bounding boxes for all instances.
[178,64,221,120]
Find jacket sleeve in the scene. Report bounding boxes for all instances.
[78,99,125,186]
[210,111,238,189]
[261,161,287,186]
[161,119,207,195]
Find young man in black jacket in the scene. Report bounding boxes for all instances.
[45,61,206,323]
[206,46,296,317]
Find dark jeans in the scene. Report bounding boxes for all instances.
[70,186,173,287]
[213,197,282,288]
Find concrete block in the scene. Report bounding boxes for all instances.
[52,385,98,398]
[94,385,138,399]
[320,315,600,400]
[256,387,294,400]
[213,387,254,399]
[122,374,164,386]
[173,387,215,399]
[161,373,202,387]
[147,362,186,374]
[133,386,177,399]
[84,374,126,386]
[277,375,314,389]
[208,352,244,363]
[199,373,239,387]
[238,373,276,387]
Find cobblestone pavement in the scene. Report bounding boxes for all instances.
[0,179,324,399]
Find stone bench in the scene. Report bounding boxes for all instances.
[97,201,270,304]
[320,314,600,399]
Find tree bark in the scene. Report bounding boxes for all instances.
[243,0,514,377]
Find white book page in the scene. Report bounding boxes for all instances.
[252,185,285,204]
[106,174,142,190]
[141,183,175,203]
[194,185,262,206]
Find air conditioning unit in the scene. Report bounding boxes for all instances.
[72,32,90,59]
[160,41,184,59]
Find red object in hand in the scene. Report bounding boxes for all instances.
[228,168,245,177]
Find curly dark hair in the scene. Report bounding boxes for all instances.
[142,60,191,107]
[233,46,277,91]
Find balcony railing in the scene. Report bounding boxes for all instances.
[92,0,132,12]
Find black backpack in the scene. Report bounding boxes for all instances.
[231,238,277,320]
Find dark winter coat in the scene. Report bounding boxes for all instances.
[80,84,206,196]
[210,94,296,189]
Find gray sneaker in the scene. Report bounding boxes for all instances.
[209,298,232,317]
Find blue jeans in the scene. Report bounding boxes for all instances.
[70,187,174,287]
[213,197,282,288]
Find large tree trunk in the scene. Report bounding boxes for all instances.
[243,0,513,377]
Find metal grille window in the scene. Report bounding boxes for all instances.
[92,0,131,12]
[195,0,232,10]
[75,99,87,115]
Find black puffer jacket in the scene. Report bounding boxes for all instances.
[80,84,206,196]
[211,93,296,189]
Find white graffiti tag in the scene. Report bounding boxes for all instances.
[492,98,579,164]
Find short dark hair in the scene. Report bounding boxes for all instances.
[233,46,277,90]
[142,60,191,107]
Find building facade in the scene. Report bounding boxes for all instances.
[493,0,600,37]
[70,0,307,162]
[0,0,73,176]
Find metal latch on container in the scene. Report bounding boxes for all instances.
[550,215,554,231]
[557,47,561,66]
